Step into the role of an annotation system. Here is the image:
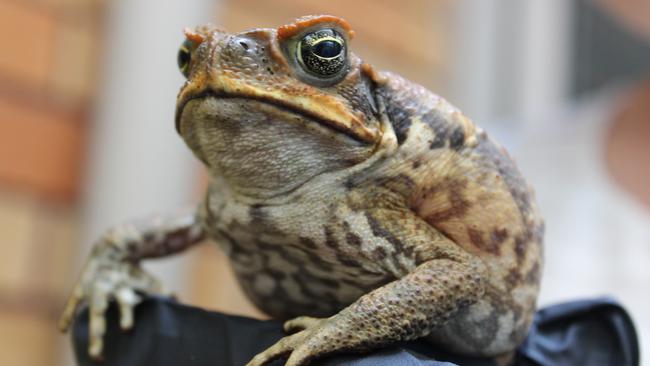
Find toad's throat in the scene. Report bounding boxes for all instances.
[176,89,374,143]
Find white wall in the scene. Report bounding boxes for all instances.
[80,0,218,297]
[448,0,572,146]
[61,0,218,364]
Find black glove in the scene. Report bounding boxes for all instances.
[72,296,639,366]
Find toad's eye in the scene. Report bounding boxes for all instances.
[297,29,346,77]
[177,39,193,78]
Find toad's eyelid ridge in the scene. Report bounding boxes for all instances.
[311,36,343,48]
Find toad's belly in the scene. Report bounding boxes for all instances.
[220,237,393,319]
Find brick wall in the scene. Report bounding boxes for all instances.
[0,1,104,365]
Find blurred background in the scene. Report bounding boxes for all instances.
[0,0,648,365]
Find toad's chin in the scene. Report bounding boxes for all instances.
[177,97,375,192]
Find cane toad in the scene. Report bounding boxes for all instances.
[60,15,544,366]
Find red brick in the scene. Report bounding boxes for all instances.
[0,2,56,88]
[0,97,84,201]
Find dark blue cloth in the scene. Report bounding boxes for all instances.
[72,296,639,366]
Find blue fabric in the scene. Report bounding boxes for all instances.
[72,296,639,366]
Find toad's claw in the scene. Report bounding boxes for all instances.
[247,332,304,366]
[115,286,141,330]
[59,285,84,332]
[283,316,323,333]
[247,317,340,366]
[88,281,110,359]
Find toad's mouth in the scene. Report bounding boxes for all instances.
[175,88,377,143]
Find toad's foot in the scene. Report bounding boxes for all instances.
[59,254,169,360]
[58,212,204,359]
[248,316,345,366]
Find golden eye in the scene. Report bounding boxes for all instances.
[297,29,346,77]
[177,39,193,78]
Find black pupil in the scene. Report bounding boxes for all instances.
[178,48,190,69]
[313,40,341,58]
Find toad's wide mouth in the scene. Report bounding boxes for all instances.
[175,88,377,143]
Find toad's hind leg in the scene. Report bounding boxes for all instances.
[426,291,532,357]
[246,254,487,366]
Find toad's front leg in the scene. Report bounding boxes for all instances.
[247,250,486,366]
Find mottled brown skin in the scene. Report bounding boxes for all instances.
[59,15,543,366]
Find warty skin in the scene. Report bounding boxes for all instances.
[60,15,544,366]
